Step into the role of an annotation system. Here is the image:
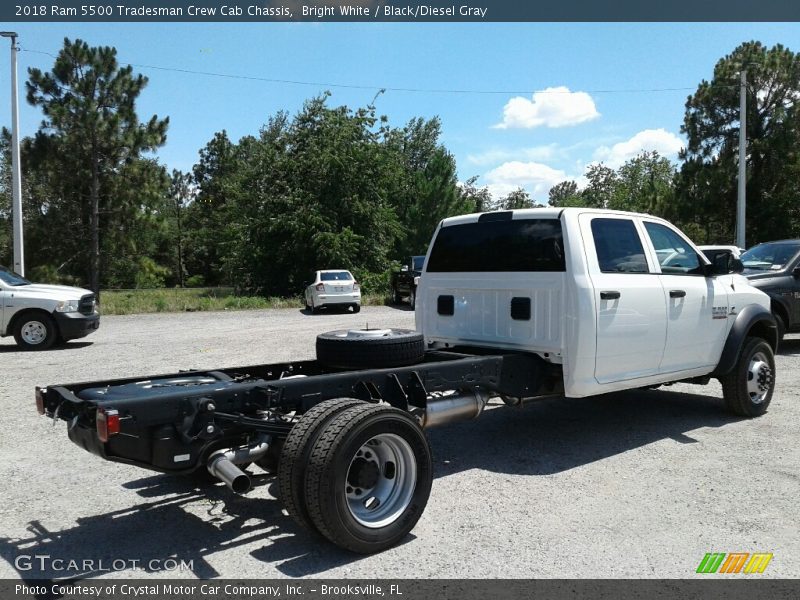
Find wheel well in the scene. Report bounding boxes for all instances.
[771,300,789,327]
[748,319,778,353]
[8,308,57,336]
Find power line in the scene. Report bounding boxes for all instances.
[21,46,736,96]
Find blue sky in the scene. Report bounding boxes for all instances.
[1,22,799,203]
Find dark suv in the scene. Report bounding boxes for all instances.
[741,239,800,341]
[390,255,425,308]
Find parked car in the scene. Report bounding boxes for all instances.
[304,270,361,314]
[390,255,425,308]
[740,239,800,341]
[698,245,744,264]
[0,266,99,350]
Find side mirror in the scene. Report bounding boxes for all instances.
[709,252,742,276]
[401,265,409,272]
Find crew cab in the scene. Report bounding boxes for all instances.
[390,255,424,308]
[37,209,776,554]
[1,266,99,350]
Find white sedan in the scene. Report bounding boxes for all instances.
[304,270,361,313]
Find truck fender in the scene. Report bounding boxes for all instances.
[765,291,791,328]
[711,304,777,377]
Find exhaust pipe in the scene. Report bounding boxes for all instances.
[419,389,490,428]
[207,455,251,494]
[207,434,271,494]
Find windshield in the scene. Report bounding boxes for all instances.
[740,243,800,271]
[320,271,353,281]
[0,266,31,286]
[412,256,425,270]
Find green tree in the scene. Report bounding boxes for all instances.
[581,164,619,209]
[678,41,800,244]
[168,170,193,287]
[499,187,534,209]
[26,38,169,292]
[459,176,492,213]
[548,180,583,207]
[402,147,469,253]
[611,151,676,215]
[186,130,240,285]
[384,116,471,255]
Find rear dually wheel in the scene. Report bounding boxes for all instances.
[303,403,433,554]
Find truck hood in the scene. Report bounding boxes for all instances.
[742,269,786,281]
[10,283,93,299]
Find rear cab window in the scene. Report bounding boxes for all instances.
[320,271,353,281]
[589,218,649,274]
[426,216,565,272]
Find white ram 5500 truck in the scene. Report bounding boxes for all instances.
[39,208,775,554]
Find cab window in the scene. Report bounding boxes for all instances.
[643,222,703,275]
[426,218,565,272]
[590,218,649,273]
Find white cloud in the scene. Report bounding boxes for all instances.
[484,161,568,200]
[494,87,600,130]
[593,128,684,168]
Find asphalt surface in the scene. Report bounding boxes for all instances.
[1,305,798,580]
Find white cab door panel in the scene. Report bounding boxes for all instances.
[640,220,729,373]
[579,214,668,384]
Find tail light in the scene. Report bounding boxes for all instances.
[97,408,120,442]
[353,281,360,291]
[35,387,45,415]
[315,283,325,291]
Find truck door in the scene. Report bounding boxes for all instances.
[580,214,667,384]
[787,254,800,327]
[641,220,729,373]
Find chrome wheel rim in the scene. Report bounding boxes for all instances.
[345,433,416,528]
[746,351,772,404]
[21,321,47,345]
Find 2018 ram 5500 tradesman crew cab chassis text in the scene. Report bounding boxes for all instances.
[37,208,777,553]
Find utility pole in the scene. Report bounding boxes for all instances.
[0,31,23,275]
[736,68,747,250]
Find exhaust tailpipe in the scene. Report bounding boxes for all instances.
[207,434,271,494]
[207,455,251,494]
[419,389,490,428]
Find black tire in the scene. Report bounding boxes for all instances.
[304,403,433,554]
[719,337,775,417]
[409,289,416,310]
[391,288,401,305]
[775,312,786,344]
[13,312,58,350]
[277,398,365,532]
[316,328,425,369]
[353,304,361,314]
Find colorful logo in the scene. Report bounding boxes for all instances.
[696,552,773,574]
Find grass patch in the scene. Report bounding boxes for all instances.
[99,288,390,316]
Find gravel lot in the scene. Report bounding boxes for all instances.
[1,306,798,579]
